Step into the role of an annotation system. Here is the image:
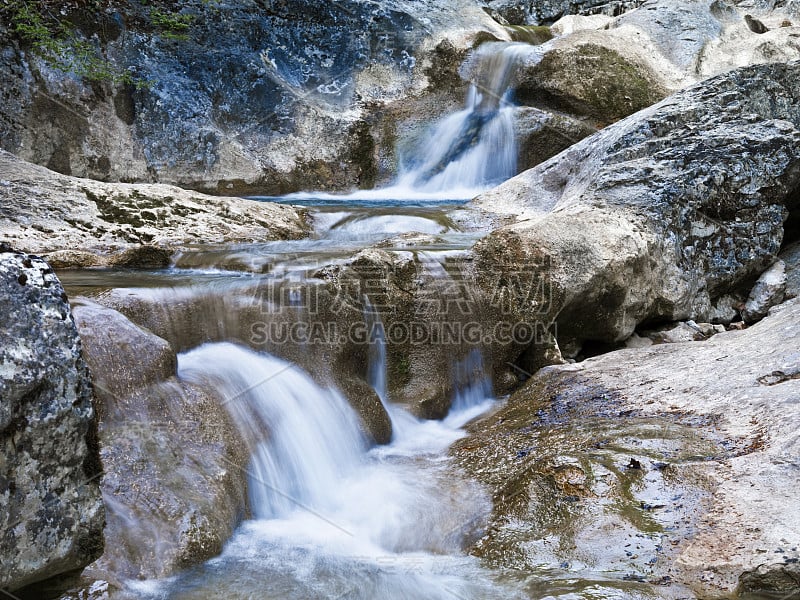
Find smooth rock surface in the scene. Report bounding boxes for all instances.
[72,302,249,583]
[0,0,507,193]
[0,150,309,267]
[0,250,104,591]
[472,61,800,359]
[454,297,800,598]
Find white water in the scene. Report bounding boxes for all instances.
[285,42,546,203]
[123,342,515,599]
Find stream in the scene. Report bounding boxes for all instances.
[57,41,679,599]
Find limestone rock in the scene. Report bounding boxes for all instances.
[454,297,800,598]
[472,61,800,358]
[71,302,249,582]
[0,250,104,591]
[0,150,310,267]
[742,260,787,323]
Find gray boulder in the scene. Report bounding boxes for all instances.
[0,150,310,268]
[454,297,800,598]
[0,249,104,591]
[472,61,800,360]
[71,302,250,583]
[742,259,787,322]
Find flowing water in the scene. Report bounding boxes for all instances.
[55,40,675,599]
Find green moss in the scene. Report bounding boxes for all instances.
[520,43,668,124]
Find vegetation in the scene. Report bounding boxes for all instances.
[1,0,208,83]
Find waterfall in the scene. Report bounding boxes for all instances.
[178,343,366,519]
[363,301,495,445]
[281,41,547,202]
[394,42,546,195]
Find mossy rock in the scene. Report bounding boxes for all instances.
[505,25,553,45]
[515,43,668,124]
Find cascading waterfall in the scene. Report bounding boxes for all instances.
[178,343,366,518]
[128,341,513,599]
[363,300,495,445]
[396,42,543,194]
[283,40,548,202]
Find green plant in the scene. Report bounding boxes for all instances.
[4,0,139,85]
[149,7,194,41]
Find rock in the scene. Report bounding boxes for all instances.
[745,13,770,33]
[780,241,800,299]
[514,107,597,172]
[0,0,507,193]
[742,260,787,323]
[0,250,104,591]
[472,61,800,360]
[550,13,615,35]
[510,0,800,126]
[486,0,643,25]
[0,150,310,267]
[453,297,800,598]
[71,302,249,582]
[72,303,177,402]
[642,321,707,343]
[515,41,670,123]
[624,332,653,348]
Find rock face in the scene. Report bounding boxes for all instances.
[472,61,800,361]
[0,150,310,268]
[71,302,250,582]
[454,297,800,598]
[0,249,104,591]
[783,240,800,298]
[487,0,643,25]
[0,0,507,193]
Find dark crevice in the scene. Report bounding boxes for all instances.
[781,185,800,250]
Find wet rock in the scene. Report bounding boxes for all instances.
[740,562,800,595]
[0,1,507,193]
[742,260,787,323]
[0,251,104,591]
[0,150,310,267]
[454,297,800,597]
[71,302,249,582]
[473,61,800,357]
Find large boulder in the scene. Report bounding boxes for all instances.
[72,302,250,583]
[0,0,507,193]
[0,249,104,591]
[511,0,800,123]
[472,61,800,359]
[0,150,310,268]
[453,297,800,598]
